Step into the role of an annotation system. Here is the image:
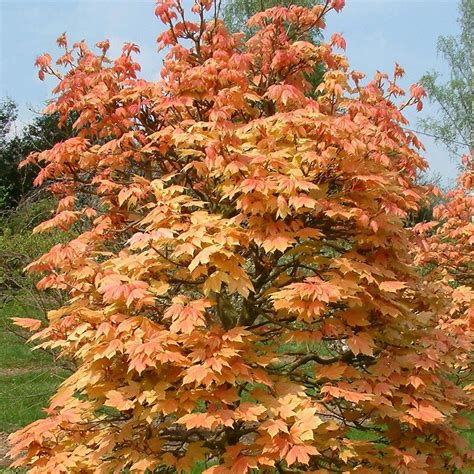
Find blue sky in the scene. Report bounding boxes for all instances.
[0,0,461,185]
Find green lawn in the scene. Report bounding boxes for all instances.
[0,370,67,432]
[0,298,65,471]
[0,298,64,428]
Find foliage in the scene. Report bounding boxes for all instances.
[419,0,472,157]
[222,0,328,95]
[0,99,17,140]
[404,172,444,227]
[0,198,71,318]
[0,203,73,437]
[8,1,473,472]
[0,98,74,210]
[0,99,19,208]
[223,0,324,38]
[413,154,474,442]
[414,155,473,287]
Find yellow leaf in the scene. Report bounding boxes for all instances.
[104,390,134,411]
[379,281,407,292]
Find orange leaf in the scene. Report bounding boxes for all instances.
[408,403,444,423]
[11,318,41,331]
[104,390,134,411]
[379,281,407,292]
[347,332,375,356]
[286,444,319,466]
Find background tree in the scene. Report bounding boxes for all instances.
[0,98,74,210]
[8,1,473,472]
[0,98,21,209]
[420,0,472,157]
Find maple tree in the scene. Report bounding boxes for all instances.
[413,154,473,404]
[8,0,473,472]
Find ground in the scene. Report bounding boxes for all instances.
[0,297,67,472]
[0,432,9,469]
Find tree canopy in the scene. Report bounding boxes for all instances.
[420,0,472,157]
[0,99,73,210]
[8,0,473,472]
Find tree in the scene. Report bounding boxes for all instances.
[0,98,20,208]
[420,0,472,157]
[9,1,473,472]
[222,0,330,95]
[223,0,324,38]
[412,154,473,421]
[0,98,75,210]
[414,153,473,290]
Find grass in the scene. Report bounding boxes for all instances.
[0,298,64,432]
[0,370,67,432]
[0,319,51,371]
[0,297,64,472]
